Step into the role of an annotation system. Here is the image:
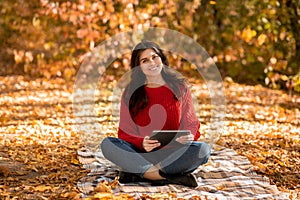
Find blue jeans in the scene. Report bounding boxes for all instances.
[100,137,210,177]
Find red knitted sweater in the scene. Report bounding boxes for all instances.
[118,84,200,150]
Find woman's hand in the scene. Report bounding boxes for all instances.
[175,134,194,144]
[143,136,161,152]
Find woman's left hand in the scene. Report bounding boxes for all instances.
[175,134,194,144]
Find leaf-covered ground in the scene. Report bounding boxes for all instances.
[0,76,299,199]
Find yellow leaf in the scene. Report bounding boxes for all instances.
[109,177,119,189]
[216,185,227,190]
[55,104,64,112]
[60,192,79,198]
[93,192,113,199]
[276,160,285,166]
[35,185,52,192]
[94,182,111,193]
[37,153,44,161]
[241,26,257,43]
[0,117,10,124]
[30,166,39,172]
[71,157,79,165]
[256,163,266,170]
[257,34,267,46]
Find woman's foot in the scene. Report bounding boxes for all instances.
[118,171,147,183]
[118,171,170,186]
[159,171,198,188]
[118,170,197,187]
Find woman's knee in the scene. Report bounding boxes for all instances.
[188,142,210,164]
[197,142,210,164]
[100,137,115,156]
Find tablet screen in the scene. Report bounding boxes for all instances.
[149,130,191,146]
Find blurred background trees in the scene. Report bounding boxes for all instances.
[0,0,299,91]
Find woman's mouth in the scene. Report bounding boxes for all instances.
[149,66,158,71]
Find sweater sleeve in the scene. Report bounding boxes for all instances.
[179,88,201,140]
[117,95,145,150]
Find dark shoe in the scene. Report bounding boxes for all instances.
[150,179,170,186]
[118,171,147,183]
[159,170,198,188]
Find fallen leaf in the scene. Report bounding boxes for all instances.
[35,185,52,192]
[94,182,111,193]
[93,192,113,199]
[71,157,79,165]
[0,165,10,177]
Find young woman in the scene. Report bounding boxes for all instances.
[101,40,210,187]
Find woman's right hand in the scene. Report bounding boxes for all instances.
[143,136,161,152]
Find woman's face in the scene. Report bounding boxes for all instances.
[139,48,163,79]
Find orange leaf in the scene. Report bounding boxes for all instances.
[0,165,10,177]
[94,182,111,193]
[35,185,52,192]
[71,157,79,165]
[93,192,113,199]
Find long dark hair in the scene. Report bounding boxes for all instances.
[124,40,187,118]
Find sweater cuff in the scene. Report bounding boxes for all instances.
[137,137,145,150]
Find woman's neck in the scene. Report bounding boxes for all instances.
[146,76,165,88]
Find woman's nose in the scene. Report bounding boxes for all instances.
[149,58,156,64]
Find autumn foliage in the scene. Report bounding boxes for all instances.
[0,0,300,199]
[0,0,300,91]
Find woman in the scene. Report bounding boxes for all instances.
[101,40,210,187]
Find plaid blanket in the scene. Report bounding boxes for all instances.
[77,145,289,199]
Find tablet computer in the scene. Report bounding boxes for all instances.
[150,130,191,146]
